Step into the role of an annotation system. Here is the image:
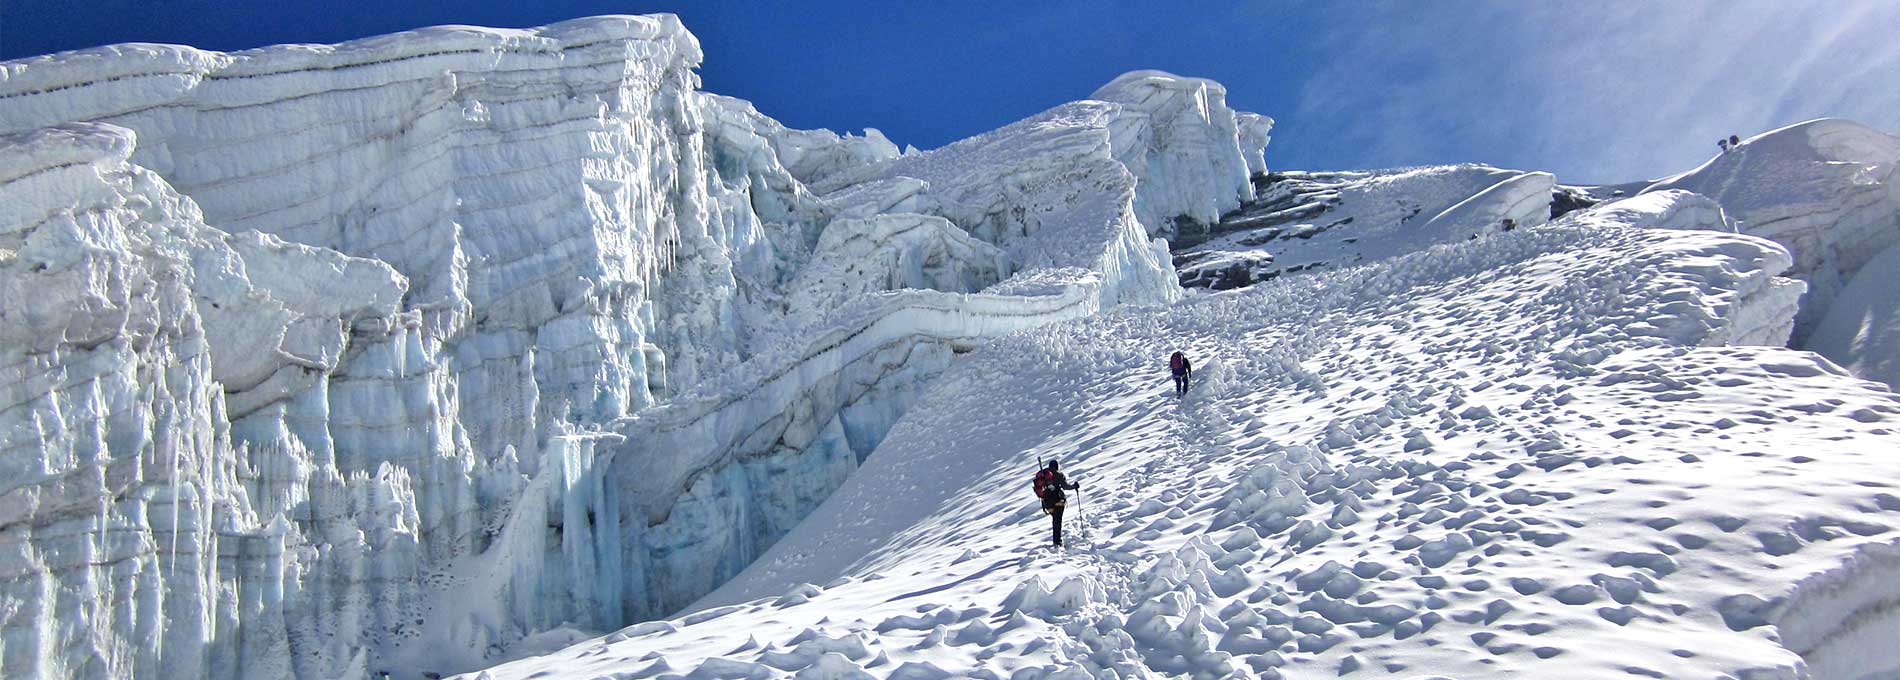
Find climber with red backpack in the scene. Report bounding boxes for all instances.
[1170,351,1193,397]
[1033,459,1081,548]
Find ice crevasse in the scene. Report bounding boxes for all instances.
[0,14,1272,679]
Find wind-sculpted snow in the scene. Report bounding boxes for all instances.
[1578,188,1732,233]
[0,16,1274,679]
[467,196,1900,680]
[1644,118,1900,349]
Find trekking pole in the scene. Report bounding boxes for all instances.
[1073,484,1083,541]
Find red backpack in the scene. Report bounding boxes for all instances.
[1033,467,1055,499]
[1170,352,1185,372]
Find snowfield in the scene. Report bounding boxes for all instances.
[2,12,1899,680]
[465,197,1900,680]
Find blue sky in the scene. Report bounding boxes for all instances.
[5,1,1896,183]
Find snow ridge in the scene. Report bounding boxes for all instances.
[1644,118,1900,347]
[1174,165,1556,290]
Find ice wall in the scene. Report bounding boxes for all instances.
[550,73,1287,622]
[0,122,424,680]
[0,16,1271,679]
[1806,239,1900,389]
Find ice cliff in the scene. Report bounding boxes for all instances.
[0,15,1269,679]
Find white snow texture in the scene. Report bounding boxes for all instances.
[0,15,1260,680]
[2,13,1899,680]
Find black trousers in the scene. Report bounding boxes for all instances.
[1173,373,1189,395]
[1045,500,1066,546]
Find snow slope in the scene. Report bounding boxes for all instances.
[0,16,1272,679]
[9,12,1900,680]
[483,66,1275,643]
[1644,119,1900,348]
[467,191,1900,680]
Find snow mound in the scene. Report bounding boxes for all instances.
[1643,118,1900,346]
[470,194,1897,680]
[1576,189,1732,232]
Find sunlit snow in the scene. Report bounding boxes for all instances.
[1,13,1897,680]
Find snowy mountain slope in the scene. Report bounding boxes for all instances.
[467,192,1900,679]
[1643,119,1900,351]
[0,16,1276,679]
[1174,165,1556,290]
[9,12,1900,680]
[475,68,1283,636]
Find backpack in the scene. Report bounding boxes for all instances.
[1033,468,1054,499]
[1170,352,1185,372]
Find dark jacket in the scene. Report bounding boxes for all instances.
[1040,469,1078,505]
[1172,357,1193,377]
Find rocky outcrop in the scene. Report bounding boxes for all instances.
[1173,165,1554,290]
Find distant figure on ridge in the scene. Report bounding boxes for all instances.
[1718,138,1730,153]
[1033,460,1080,547]
[1170,350,1193,397]
[1730,134,1741,148]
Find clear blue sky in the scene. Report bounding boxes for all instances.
[5,1,1896,184]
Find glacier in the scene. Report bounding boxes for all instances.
[0,14,1270,679]
[1642,119,1900,355]
[471,183,1900,680]
[1172,165,1557,290]
[4,11,1900,680]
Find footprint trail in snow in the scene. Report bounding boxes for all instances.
[468,192,1900,679]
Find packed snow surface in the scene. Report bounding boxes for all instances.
[467,192,1900,680]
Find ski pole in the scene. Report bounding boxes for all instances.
[1073,484,1082,538]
